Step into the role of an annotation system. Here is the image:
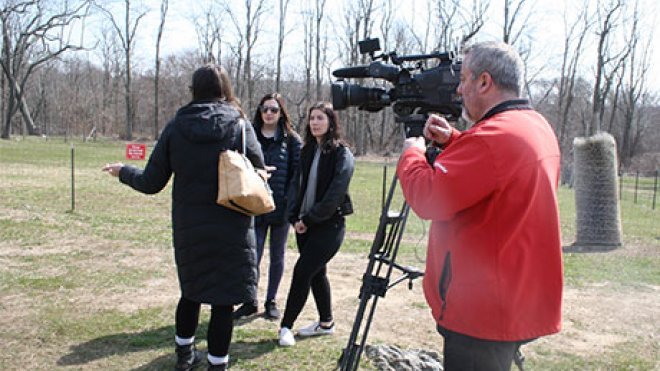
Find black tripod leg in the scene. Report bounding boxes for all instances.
[339,173,416,371]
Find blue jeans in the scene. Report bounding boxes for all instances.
[255,219,290,303]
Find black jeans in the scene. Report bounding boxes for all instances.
[280,217,345,329]
[176,297,233,357]
[438,326,526,371]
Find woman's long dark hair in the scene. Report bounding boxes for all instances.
[190,64,245,117]
[252,93,295,135]
[304,101,344,151]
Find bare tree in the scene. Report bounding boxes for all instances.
[337,0,374,155]
[502,0,534,45]
[617,1,652,167]
[589,0,624,136]
[299,5,314,121]
[95,25,123,137]
[0,0,91,139]
[459,0,489,46]
[223,0,267,113]
[408,0,439,53]
[153,0,167,140]
[193,3,223,64]
[96,0,148,140]
[501,0,539,101]
[557,2,592,148]
[275,0,291,92]
[314,0,328,101]
[421,0,489,51]
[376,0,396,150]
[430,0,460,51]
[292,0,326,126]
[355,0,375,154]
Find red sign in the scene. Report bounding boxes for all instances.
[125,143,147,160]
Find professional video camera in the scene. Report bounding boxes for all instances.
[331,38,462,137]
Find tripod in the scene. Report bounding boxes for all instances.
[339,165,424,371]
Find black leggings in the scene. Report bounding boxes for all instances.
[175,297,233,357]
[281,218,345,329]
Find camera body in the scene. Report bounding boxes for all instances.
[331,38,462,137]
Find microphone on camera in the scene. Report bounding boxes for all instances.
[332,65,371,78]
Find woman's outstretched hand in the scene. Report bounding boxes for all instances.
[102,163,124,177]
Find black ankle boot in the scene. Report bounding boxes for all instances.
[264,300,280,320]
[175,343,203,371]
[232,302,258,320]
[207,362,227,370]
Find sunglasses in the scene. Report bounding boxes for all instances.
[260,106,280,114]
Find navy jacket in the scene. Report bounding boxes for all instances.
[119,100,264,305]
[254,122,302,225]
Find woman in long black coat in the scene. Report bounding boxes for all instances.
[103,64,263,371]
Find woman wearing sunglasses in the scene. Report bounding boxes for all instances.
[233,93,302,321]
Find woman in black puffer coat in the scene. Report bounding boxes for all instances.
[102,64,263,371]
[233,93,301,321]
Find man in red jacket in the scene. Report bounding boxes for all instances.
[397,41,563,370]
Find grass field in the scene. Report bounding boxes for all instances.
[1,137,658,370]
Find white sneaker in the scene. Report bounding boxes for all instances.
[297,322,335,337]
[278,327,295,347]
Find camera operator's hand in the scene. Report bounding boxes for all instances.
[402,136,426,152]
[424,114,452,145]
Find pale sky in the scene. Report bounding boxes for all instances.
[93,0,660,91]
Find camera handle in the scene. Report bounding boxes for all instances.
[338,165,424,371]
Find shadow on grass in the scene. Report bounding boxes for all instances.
[57,324,175,367]
[57,320,278,369]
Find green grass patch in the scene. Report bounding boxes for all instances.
[528,340,658,370]
[1,137,658,370]
[564,253,660,287]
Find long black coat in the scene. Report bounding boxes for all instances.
[119,100,264,305]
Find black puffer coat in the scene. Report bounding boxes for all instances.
[254,122,302,225]
[119,100,264,305]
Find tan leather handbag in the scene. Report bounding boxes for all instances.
[217,120,275,216]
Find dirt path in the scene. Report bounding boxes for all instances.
[264,245,660,361]
[2,228,657,368]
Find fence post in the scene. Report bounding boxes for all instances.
[70,143,75,212]
[634,172,639,204]
[653,170,658,210]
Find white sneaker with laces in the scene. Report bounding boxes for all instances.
[297,321,335,337]
[278,327,295,347]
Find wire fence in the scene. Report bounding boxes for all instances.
[619,170,659,210]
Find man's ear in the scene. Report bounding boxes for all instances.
[478,72,492,92]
